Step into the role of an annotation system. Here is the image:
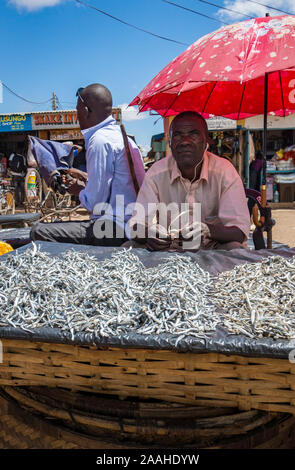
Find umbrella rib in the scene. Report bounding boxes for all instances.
[163,92,181,117]
[201,82,217,115]
[237,82,247,121]
[279,70,286,118]
[133,82,186,112]
[139,93,158,113]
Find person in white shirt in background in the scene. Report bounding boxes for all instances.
[31,83,145,246]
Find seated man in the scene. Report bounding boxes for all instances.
[31,83,145,246]
[128,111,250,251]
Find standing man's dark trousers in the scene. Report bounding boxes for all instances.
[30,218,128,246]
[13,175,25,206]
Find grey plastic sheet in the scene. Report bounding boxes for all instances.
[0,240,295,359]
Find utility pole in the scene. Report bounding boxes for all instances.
[52,92,57,110]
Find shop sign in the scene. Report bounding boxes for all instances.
[0,113,32,132]
[0,107,121,134]
[206,116,237,130]
[32,108,122,130]
[32,111,79,130]
[243,114,295,130]
[50,129,83,141]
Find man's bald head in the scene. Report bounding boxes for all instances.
[77,83,113,129]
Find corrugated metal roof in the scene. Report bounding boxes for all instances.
[0,110,76,116]
[0,107,121,116]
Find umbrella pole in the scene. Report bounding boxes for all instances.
[261,72,273,249]
[262,73,268,191]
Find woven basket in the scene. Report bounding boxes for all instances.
[1,339,295,415]
[1,386,295,449]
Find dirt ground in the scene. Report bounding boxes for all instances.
[270,209,295,248]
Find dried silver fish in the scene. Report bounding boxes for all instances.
[0,245,295,343]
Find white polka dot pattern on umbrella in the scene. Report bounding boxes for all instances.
[129,14,295,119]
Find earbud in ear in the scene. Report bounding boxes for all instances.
[206,143,209,150]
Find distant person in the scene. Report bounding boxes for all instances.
[31,83,145,246]
[249,151,263,192]
[8,146,27,206]
[248,151,264,214]
[0,153,7,176]
[73,146,87,173]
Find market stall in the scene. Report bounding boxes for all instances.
[242,114,295,204]
[0,243,295,448]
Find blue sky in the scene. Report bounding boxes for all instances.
[1,0,295,153]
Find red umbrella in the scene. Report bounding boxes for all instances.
[130,14,295,248]
[130,15,295,119]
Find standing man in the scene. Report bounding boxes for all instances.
[129,111,250,251]
[31,83,145,245]
[8,145,27,207]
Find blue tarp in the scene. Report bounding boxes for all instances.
[28,136,74,185]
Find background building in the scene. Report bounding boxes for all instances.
[0,108,122,156]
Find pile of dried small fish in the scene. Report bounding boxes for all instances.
[212,256,295,340]
[0,244,215,343]
[0,245,295,342]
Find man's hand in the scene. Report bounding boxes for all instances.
[68,179,86,196]
[181,221,210,241]
[66,168,88,182]
[146,235,172,251]
[130,218,172,251]
[146,223,172,251]
[206,221,244,243]
[61,174,86,196]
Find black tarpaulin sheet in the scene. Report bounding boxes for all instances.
[0,227,32,249]
[0,228,290,250]
[0,213,41,226]
[0,241,295,359]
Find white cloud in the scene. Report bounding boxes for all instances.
[8,0,63,11]
[118,103,149,122]
[218,0,295,21]
[139,144,151,157]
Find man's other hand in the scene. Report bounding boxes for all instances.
[66,178,86,196]
[206,221,244,244]
[66,168,88,182]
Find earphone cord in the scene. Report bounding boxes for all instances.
[180,155,204,196]
[192,156,203,183]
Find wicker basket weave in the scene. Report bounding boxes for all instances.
[1,386,295,449]
[1,339,295,415]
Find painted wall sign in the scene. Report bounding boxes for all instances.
[0,113,32,132]
[50,129,83,141]
[206,116,237,130]
[0,107,122,134]
[32,111,79,130]
[243,114,295,130]
[32,108,122,130]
